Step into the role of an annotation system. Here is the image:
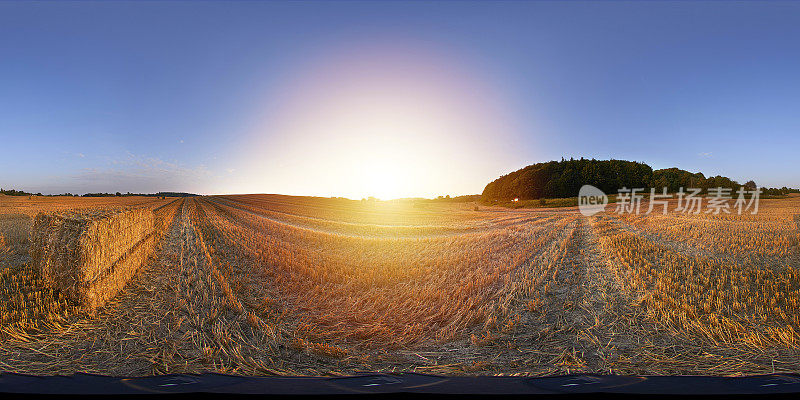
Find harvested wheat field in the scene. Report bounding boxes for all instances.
[1,194,799,376]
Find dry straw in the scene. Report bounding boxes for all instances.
[29,208,156,311]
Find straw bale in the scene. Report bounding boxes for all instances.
[81,232,157,310]
[29,208,155,310]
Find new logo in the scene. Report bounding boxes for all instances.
[578,185,608,216]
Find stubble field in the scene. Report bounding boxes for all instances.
[0,193,799,376]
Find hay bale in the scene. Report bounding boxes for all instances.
[153,198,179,233]
[29,208,155,310]
[82,232,157,310]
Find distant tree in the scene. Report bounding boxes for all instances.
[1,188,32,196]
[482,159,654,201]
[651,167,706,192]
[744,180,757,190]
[479,159,779,202]
[116,192,122,197]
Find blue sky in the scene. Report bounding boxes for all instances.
[1,1,798,196]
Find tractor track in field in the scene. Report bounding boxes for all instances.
[544,215,646,373]
[393,214,787,376]
[501,215,647,374]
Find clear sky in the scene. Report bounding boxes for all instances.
[1,1,798,197]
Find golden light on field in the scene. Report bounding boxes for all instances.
[232,42,526,199]
[3,193,800,375]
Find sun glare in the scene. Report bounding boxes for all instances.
[232,42,523,199]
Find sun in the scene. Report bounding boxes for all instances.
[355,149,418,200]
[359,164,401,200]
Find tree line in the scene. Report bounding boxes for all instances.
[481,158,799,201]
[0,189,196,198]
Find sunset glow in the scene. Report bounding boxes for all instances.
[230,43,524,199]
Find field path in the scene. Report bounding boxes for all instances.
[555,216,645,372]
[511,215,644,374]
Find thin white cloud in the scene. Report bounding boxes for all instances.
[30,152,211,194]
